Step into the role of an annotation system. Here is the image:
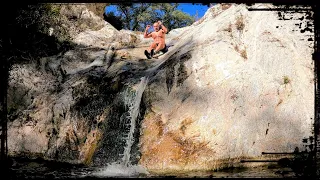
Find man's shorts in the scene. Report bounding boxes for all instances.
[156,43,168,53]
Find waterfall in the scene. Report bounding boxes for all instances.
[92,76,149,177]
[121,76,148,166]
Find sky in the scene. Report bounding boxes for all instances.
[105,3,210,20]
[177,3,210,20]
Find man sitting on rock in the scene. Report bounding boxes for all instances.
[144,20,168,59]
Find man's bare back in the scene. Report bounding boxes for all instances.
[143,21,168,59]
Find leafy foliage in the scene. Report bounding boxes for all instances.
[103,11,124,30]
[1,3,73,65]
[283,76,291,84]
[104,3,195,32]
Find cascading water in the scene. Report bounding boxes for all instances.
[91,76,149,177]
[121,77,147,167]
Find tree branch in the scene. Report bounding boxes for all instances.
[118,5,131,29]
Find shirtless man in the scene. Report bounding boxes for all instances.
[144,21,168,59]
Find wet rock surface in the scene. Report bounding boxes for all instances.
[6,3,315,176]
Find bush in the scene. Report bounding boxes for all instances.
[240,49,247,60]
[235,15,245,31]
[103,12,123,30]
[283,76,291,84]
[1,3,74,65]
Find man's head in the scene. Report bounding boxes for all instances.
[153,22,160,32]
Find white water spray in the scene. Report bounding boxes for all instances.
[121,77,148,166]
[92,76,149,177]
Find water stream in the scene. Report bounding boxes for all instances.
[89,76,149,178]
[122,77,148,166]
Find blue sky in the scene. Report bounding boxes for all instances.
[177,3,209,20]
[105,3,210,20]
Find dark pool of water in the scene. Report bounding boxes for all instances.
[4,157,314,179]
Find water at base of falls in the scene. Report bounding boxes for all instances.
[7,157,150,179]
[7,157,298,179]
[90,163,149,178]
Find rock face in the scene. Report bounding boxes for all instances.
[7,3,314,174]
[138,3,314,172]
[7,4,143,165]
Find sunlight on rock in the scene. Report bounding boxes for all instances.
[6,3,315,178]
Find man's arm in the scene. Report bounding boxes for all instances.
[158,21,168,34]
[144,25,152,38]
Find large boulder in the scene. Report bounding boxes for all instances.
[138,3,314,173]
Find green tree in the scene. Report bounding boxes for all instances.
[114,3,152,31]
[171,9,195,29]
[105,3,195,32]
[152,3,195,31]
[103,11,123,30]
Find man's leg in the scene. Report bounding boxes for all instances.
[145,42,157,59]
[147,42,157,53]
[154,42,166,54]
